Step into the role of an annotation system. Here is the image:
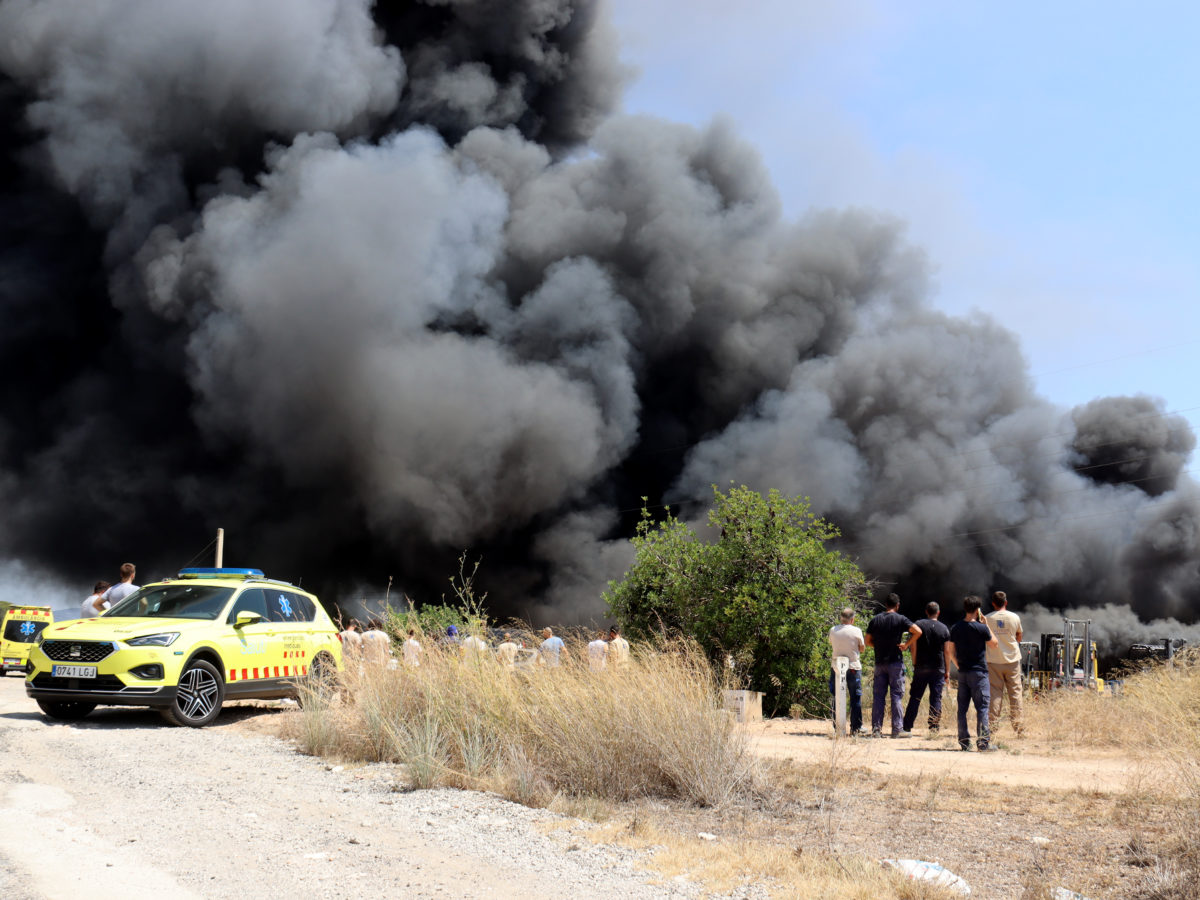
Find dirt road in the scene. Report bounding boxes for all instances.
[748,718,1135,792]
[0,676,702,900]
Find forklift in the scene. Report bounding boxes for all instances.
[1028,618,1107,693]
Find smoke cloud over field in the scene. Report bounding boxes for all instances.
[2,0,1199,632]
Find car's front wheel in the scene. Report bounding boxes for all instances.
[37,699,96,721]
[296,652,337,709]
[161,658,224,727]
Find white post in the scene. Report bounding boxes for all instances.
[215,528,224,568]
[834,656,850,737]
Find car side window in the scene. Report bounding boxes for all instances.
[285,592,317,622]
[226,588,269,624]
[266,590,307,623]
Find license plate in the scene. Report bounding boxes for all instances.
[51,665,97,678]
[3,659,19,665]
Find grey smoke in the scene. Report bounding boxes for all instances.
[0,0,402,254]
[1021,603,1200,656]
[1,0,1199,629]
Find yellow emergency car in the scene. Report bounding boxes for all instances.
[25,568,342,727]
[2,605,54,675]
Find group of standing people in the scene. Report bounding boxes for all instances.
[80,563,139,617]
[336,621,632,673]
[829,591,1024,751]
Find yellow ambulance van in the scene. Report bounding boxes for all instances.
[1,605,54,675]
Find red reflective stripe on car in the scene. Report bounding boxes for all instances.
[241,668,248,680]
[252,668,259,679]
[228,670,237,682]
[274,666,280,677]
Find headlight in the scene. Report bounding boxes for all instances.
[126,632,180,647]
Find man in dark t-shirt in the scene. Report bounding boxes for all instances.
[902,601,951,733]
[865,593,922,737]
[949,595,999,751]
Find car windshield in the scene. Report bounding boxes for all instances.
[106,584,234,620]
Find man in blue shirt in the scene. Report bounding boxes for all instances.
[903,601,951,734]
[539,627,567,667]
[865,594,922,738]
[949,595,999,751]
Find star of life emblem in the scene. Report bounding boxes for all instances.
[19,622,35,637]
[277,595,292,618]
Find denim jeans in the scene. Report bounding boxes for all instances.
[903,668,945,732]
[828,667,863,733]
[957,669,991,748]
[872,660,906,734]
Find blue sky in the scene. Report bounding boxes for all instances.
[609,1,1200,432]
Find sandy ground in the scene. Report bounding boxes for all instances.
[746,717,1135,793]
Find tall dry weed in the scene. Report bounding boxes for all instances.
[293,636,761,807]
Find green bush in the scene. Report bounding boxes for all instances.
[604,485,868,713]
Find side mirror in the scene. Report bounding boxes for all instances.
[235,611,263,627]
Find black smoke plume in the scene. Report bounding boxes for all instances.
[2,0,1199,636]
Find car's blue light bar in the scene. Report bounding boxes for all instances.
[177,567,265,579]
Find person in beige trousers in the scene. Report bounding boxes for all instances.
[985,591,1023,735]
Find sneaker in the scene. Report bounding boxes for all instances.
[978,743,998,752]
[959,742,971,751]
[892,731,912,739]
[870,730,883,739]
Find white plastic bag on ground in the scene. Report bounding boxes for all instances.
[881,858,971,895]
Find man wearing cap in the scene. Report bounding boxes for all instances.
[985,591,1024,735]
[865,594,922,738]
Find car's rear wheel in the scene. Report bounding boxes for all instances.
[37,699,96,721]
[161,659,224,727]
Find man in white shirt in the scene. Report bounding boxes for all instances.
[829,607,866,735]
[587,630,608,672]
[360,620,391,665]
[339,620,364,659]
[402,629,422,667]
[984,591,1024,736]
[80,581,112,618]
[607,625,630,670]
[496,633,519,670]
[461,632,489,660]
[100,563,139,608]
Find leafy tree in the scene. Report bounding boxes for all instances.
[604,485,868,713]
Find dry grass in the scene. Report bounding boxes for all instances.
[291,636,762,808]
[875,656,1200,897]
[589,815,966,899]
[287,642,1200,897]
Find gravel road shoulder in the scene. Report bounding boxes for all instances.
[0,676,732,899]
